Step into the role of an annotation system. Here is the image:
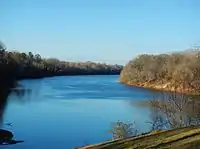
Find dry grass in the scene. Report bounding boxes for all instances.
[78,125,200,149]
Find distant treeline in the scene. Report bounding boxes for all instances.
[0,43,123,82]
[120,49,200,93]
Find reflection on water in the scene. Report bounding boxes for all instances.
[0,81,30,145]
[5,77,200,148]
[1,76,162,149]
[0,83,32,126]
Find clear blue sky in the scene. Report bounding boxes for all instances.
[1,0,200,65]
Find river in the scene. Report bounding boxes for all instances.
[1,75,158,149]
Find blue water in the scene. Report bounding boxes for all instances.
[2,75,156,149]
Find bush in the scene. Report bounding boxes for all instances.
[109,120,139,140]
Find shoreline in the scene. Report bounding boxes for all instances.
[17,73,121,80]
[119,81,199,96]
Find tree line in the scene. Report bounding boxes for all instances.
[120,48,200,94]
[0,42,123,81]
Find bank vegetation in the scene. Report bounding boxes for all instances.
[120,48,200,94]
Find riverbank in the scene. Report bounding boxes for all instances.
[120,80,199,96]
[78,125,200,149]
[119,50,200,96]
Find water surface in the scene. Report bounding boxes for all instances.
[1,75,156,149]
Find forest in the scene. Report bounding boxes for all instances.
[120,48,200,94]
[0,42,123,82]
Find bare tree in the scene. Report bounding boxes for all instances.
[120,45,200,94]
[109,120,139,140]
[147,90,200,130]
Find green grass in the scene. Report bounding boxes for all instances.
[78,125,200,149]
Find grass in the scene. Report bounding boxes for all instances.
[78,125,200,149]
